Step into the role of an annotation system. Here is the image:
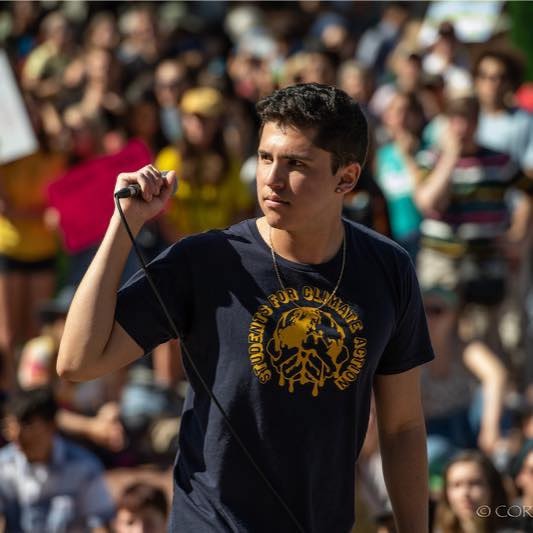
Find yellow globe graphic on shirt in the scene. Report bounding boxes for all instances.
[266,307,350,397]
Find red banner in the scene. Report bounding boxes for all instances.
[47,139,152,253]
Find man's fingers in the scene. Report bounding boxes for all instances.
[162,170,177,194]
[116,167,175,203]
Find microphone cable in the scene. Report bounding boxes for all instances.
[114,191,306,533]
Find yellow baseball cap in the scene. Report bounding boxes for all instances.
[180,87,224,118]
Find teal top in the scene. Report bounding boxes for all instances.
[376,142,422,240]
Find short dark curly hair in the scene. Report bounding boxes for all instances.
[5,387,57,423]
[256,83,369,173]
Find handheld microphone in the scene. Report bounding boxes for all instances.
[114,171,177,199]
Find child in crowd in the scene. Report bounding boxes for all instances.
[113,482,168,533]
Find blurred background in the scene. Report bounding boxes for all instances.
[0,1,532,531]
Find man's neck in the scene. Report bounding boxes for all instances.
[258,216,344,265]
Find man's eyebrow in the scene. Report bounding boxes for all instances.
[257,149,314,161]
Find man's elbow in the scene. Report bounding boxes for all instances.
[56,345,92,382]
[379,416,427,439]
[56,360,83,382]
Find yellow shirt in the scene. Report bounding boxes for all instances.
[155,146,254,236]
[0,151,65,260]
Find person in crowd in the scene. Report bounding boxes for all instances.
[474,49,533,175]
[155,86,254,241]
[420,284,508,475]
[369,45,425,119]
[84,11,119,53]
[113,482,168,533]
[227,30,278,103]
[0,387,115,531]
[356,2,410,82]
[62,46,125,125]
[21,11,76,100]
[338,60,376,120]
[154,58,190,145]
[117,6,160,81]
[375,90,426,259]
[414,96,532,353]
[300,47,339,87]
[2,0,40,73]
[310,11,354,60]
[16,286,126,456]
[433,450,512,533]
[422,21,472,98]
[126,90,167,156]
[474,49,533,373]
[0,126,65,392]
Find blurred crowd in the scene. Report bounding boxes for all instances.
[0,1,532,532]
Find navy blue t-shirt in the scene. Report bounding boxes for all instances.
[115,218,434,532]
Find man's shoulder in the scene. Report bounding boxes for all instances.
[175,219,254,252]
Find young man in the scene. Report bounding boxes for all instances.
[58,83,433,532]
[0,387,115,531]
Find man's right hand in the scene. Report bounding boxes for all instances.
[114,165,177,229]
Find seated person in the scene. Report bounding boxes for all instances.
[0,387,115,531]
[113,482,168,533]
[419,284,508,482]
[433,450,511,532]
[17,286,126,455]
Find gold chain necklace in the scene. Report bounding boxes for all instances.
[268,226,346,310]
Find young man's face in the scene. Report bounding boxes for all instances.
[256,121,353,232]
[114,507,167,533]
[3,415,55,463]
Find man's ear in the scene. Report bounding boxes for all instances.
[335,162,362,193]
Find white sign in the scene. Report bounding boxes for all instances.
[0,49,38,163]
[419,1,505,47]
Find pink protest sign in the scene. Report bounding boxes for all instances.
[47,139,152,253]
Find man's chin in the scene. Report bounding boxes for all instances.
[264,212,289,230]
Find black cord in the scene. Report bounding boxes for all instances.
[114,195,305,533]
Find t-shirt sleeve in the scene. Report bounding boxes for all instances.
[376,254,434,374]
[115,240,192,353]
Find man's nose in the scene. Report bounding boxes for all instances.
[263,160,286,189]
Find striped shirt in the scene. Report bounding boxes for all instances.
[417,147,531,257]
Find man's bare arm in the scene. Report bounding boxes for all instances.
[373,366,429,533]
[57,167,176,381]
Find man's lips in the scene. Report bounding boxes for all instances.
[264,196,290,205]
